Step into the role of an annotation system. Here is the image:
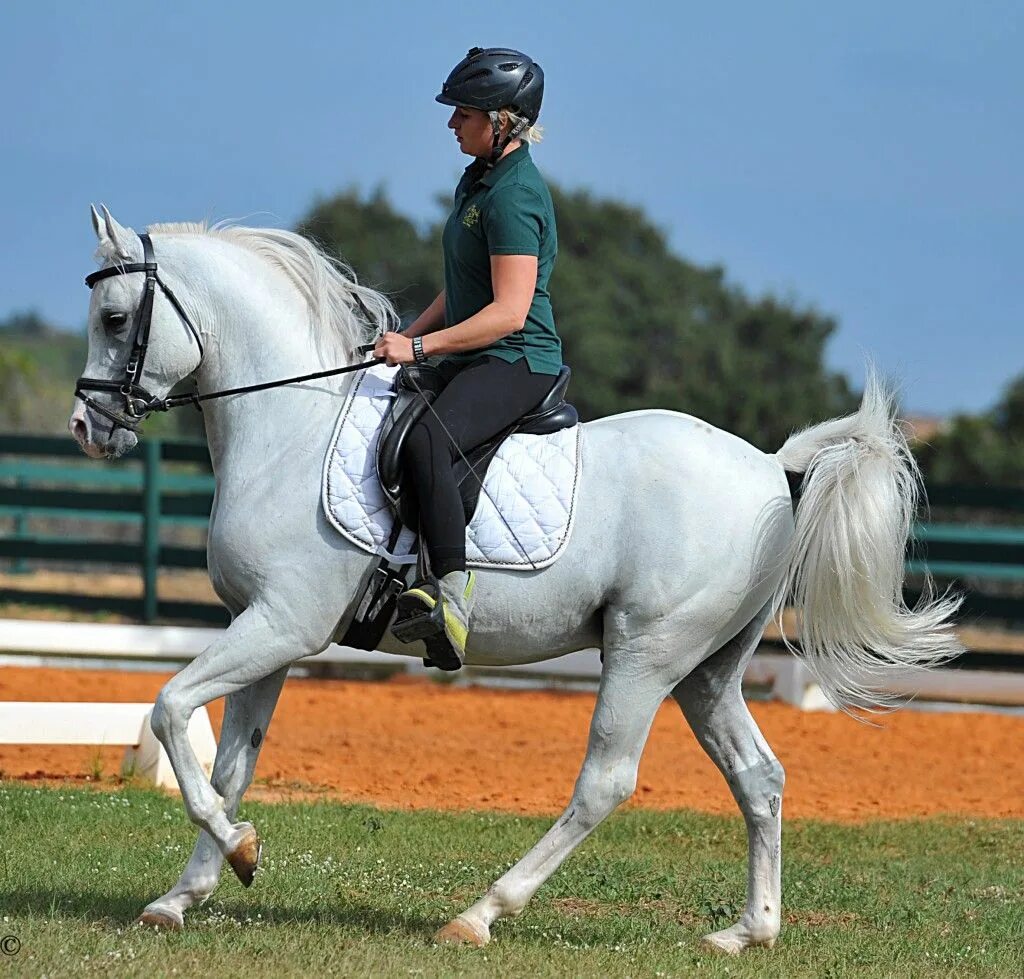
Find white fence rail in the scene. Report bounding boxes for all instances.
[0,698,216,790]
[2,618,1024,714]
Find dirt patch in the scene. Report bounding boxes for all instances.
[1,665,1022,821]
[784,910,862,927]
[552,897,701,925]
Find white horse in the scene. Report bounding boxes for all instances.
[70,205,960,953]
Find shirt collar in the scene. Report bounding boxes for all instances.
[463,143,530,189]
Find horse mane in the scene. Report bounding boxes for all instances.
[144,221,399,360]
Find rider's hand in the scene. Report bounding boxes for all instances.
[373,331,416,366]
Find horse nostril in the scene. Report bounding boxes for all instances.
[70,417,88,444]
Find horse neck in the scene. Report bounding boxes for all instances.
[168,235,360,477]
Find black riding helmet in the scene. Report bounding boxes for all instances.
[436,47,545,165]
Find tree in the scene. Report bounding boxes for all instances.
[294,182,856,450]
[547,186,855,446]
[295,187,442,326]
[0,310,203,438]
[916,374,1024,487]
[0,345,40,427]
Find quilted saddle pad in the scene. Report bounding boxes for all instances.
[321,364,582,570]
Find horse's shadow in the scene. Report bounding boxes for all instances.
[0,888,439,939]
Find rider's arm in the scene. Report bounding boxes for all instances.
[403,291,446,338]
[422,256,537,356]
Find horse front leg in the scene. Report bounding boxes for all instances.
[148,606,322,886]
[139,666,289,929]
[436,655,672,946]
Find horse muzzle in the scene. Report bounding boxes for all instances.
[70,397,140,459]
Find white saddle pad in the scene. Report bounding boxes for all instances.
[322,364,582,570]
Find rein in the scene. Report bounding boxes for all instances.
[77,233,382,429]
[117,352,383,416]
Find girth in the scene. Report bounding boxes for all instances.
[376,364,578,532]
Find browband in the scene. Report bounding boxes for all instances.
[85,261,157,289]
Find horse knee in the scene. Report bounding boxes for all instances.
[150,687,193,743]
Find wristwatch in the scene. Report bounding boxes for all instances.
[412,336,427,363]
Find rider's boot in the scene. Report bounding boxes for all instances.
[395,570,476,671]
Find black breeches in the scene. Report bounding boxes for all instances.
[401,355,555,578]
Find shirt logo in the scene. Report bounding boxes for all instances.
[462,204,481,229]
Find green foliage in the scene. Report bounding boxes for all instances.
[4,183,858,448]
[295,186,443,325]
[294,182,857,450]
[0,310,203,438]
[0,310,86,433]
[917,373,1024,487]
[1,783,1022,978]
[0,345,40,426]
[548,186,856,446]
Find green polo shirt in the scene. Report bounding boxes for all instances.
[441,144,562,375]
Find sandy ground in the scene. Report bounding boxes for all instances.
[1,665,1022,822]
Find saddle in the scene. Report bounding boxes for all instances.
[376,363,578,532]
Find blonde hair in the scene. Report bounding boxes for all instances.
[500,107,544,144]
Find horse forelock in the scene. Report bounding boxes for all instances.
[142,221,398,360]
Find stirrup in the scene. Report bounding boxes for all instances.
[392,579,463,671]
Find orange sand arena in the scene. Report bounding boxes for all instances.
[0,665,1021,821]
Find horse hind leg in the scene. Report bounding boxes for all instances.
[436,642,676,946]
[671,602,784,954]
[139,666,288,929]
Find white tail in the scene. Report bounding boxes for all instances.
[773,369,963,713]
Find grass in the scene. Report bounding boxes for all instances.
[0,782,1021,977]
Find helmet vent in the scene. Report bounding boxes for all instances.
[464,69,491,82]
[498,62,521,71]
[522,70,534,85]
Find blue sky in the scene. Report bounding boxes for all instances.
[1,1,1020,415]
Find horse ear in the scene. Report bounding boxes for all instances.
[90,204,104,240]
[98,204,134,260]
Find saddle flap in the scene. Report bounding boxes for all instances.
[376,365,447,498]
[377,362,577,533]
[323,361,582,572]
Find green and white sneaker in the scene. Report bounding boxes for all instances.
[396,570,476,670]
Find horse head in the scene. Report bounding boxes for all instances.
[70,205,205,458]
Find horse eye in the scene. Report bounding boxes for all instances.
[102,310,129,328]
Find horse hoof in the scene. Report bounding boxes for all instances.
[701,927,777,955]
[433,916,489,947]
[226,822,262,888]
[701,934,743,956]
[137,907,184,931]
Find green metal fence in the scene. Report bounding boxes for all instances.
[0,433,223,624]
[1,432,1023,634]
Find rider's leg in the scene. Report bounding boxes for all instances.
[398,356,554,661]
[402,355,555,575]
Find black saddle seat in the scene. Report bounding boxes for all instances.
[376,364,578,532]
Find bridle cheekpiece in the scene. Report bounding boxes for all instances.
[77,232,204,430]
[76,231,386,433]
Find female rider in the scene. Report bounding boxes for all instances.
[372,47,563,669]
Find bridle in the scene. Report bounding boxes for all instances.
[77,232,382,431]
[77,233,205,430]
[77,231,540,571]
